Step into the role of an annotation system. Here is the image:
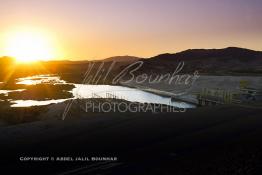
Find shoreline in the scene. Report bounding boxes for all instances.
[121,83,199,105]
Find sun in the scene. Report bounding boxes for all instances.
[3,29,56,63]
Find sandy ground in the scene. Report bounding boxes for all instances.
[0,100,262,174]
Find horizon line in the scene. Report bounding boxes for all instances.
[1,46,261,62]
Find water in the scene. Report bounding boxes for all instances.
[16,74,67,85]
[6,75,194,108]
[72,84,194,108]
[11,99,69,107]
[0,89,25,96]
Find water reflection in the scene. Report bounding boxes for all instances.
[0,89,25,96]
[11,99,69,107]
[8,75,194,108]
[72,84,194,108]
[16,74,67,85]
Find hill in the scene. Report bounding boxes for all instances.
[102,56,142,63]
[140,47,262,75]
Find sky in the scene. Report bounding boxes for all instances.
[0,0,262,60]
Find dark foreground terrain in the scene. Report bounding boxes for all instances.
[0,102,262,175]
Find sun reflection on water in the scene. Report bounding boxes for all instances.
[16,75,67,85]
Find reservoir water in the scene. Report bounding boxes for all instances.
[7,75,194,108]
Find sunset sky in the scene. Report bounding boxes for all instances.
[0,0,262,60]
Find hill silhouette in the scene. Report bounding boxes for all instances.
[0,47,261,83]
[140,47,262,75]
[150,47,262,61]
[102,56,142,63]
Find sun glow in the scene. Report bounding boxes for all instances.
[3,29,57,62]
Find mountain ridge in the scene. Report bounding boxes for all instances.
[1,47,262,76]
[149,47,262,61]
[139,47,262,75]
